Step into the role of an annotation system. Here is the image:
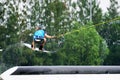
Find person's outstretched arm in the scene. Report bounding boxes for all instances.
[45,34,56,39]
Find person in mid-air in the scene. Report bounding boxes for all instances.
[31,25,56,51]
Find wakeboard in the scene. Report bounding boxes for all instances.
[23,43,56,53]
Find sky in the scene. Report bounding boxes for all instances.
[72,0,120,13]
[98,0,110,13]
[96,0,120,13]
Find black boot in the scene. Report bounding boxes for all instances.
[31,44,33,48]
[39,45,43,50]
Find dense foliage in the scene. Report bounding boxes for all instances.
[58,25,109,65]
[1,24,109,66]
[0,0,120,73]
[96,0,120,65]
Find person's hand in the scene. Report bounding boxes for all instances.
[51,36,57,38]
[57,34,64,38]
[32,47,35,50]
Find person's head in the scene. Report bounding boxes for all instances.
[36,25,42,30]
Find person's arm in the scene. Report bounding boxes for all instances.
[31,41,35,50]
[45,34,56,39]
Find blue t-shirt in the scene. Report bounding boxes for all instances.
[33,30,45,40]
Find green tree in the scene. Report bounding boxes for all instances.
[0,0,35,72]
[2,22,109,66]
[54,23,109,65]
[103,21,120,65]
[107,0,120,18]
[71,0,102,25]
[37,0,69,50]
[97,0,120,65]
[42,0,68,35]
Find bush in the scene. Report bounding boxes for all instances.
[57,24,109,65]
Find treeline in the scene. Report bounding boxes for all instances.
[0,0,120,73]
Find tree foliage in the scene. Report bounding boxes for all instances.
[70,0,102,25]
[96,0,120,65]
[58,23,109,65]
[0,0,120,73]
[1,23,109,66]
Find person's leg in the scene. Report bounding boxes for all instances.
[31,41,35,50]
[39,38,46,50]
[42,38,46,48]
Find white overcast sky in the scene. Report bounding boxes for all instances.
[72,0,120,13]
[98,0,120,13]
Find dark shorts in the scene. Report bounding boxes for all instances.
[33,39,44,50]
[34,39,44,44]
